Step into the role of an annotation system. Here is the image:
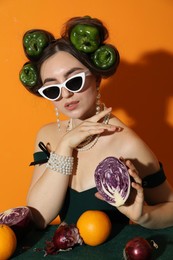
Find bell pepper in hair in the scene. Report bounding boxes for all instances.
[19,62,38,87]
[70,24,100,53]
[92,45,116,69]
[23,30,52,60]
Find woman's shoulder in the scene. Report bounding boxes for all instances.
[110,115,160,174]
[37,120,68,135]
[36,122,57,139]
[38,121,57,132]
[110,115,149,148]
[110,115,138,140]
[34,120,68,150]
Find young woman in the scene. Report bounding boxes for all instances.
[20,16,173,230]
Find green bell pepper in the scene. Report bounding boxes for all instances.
[23,30,49,59]
[92,45,116,69]
[19,63,38,87]
[70,24,100,53]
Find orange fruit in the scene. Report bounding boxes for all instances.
[76,210,112,246]
[49,215,61,225]
[0,224,17,260]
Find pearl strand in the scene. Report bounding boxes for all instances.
[66,109,110,152]
[75,112,110,151]
[46,152,74,175]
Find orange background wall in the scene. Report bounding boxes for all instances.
[0,0,173,212]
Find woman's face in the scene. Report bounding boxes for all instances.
[40,51,99,120]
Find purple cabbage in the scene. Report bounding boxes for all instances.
[94,157,131,206]
[0,206,33,239]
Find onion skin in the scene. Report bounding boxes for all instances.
[94,157,131,206]
[53,223,83,249]
[45,223,83,255]
[123,237,153,260]
[0,206,33,239]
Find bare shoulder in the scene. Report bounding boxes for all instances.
[34,120,67,151]
[109,116,173,204]
[37,122,57,136]
[36,122,56,139]
[110,116,160,176]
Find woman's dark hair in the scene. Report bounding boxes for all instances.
[21,16,120,96]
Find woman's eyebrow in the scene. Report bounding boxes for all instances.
[43,67,84,84]
[64,67,84,77]
[43,78,56,84]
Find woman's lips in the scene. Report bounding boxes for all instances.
[64,101,79,111]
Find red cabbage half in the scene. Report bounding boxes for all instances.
[94,157,131,207]
[0,206,33,238]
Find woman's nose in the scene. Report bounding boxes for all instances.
[61,87,74,98]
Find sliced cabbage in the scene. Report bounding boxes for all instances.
[94,157,131,207]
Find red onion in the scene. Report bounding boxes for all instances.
[123,237,153,260]
[45,223,83,255]
[94,157,131,206]
[0,206,33,239]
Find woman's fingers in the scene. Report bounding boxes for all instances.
[65,107,123,149]
[80,122,121,134]
[79,107,123,133]
[95,192,105,201]
[89,107,112,122]
[126,160,142,185]
[125,160,144,199]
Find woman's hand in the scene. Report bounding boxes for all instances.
[95,159,145,224]
[60,107,123,150]
[117,159,145,223]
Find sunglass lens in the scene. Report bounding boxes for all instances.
[43,87,60,100]
[66,76,83,91]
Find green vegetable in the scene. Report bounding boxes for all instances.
[70,24,100,53]
[23,30,49,59]
[92,45,116,69]
[19,63,38,87]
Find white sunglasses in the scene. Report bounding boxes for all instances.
[38,71,90,101]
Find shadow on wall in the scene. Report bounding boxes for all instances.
[102,50,173,183]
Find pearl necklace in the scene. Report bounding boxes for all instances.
[66,111,110,152]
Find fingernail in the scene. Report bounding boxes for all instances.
[115,126,123,131]
[118,126,124,131]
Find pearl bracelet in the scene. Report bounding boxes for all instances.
[46,152,74,175]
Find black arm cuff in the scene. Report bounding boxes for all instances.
[142,163,166,188]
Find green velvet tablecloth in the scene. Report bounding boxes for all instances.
[12,224,173,259]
